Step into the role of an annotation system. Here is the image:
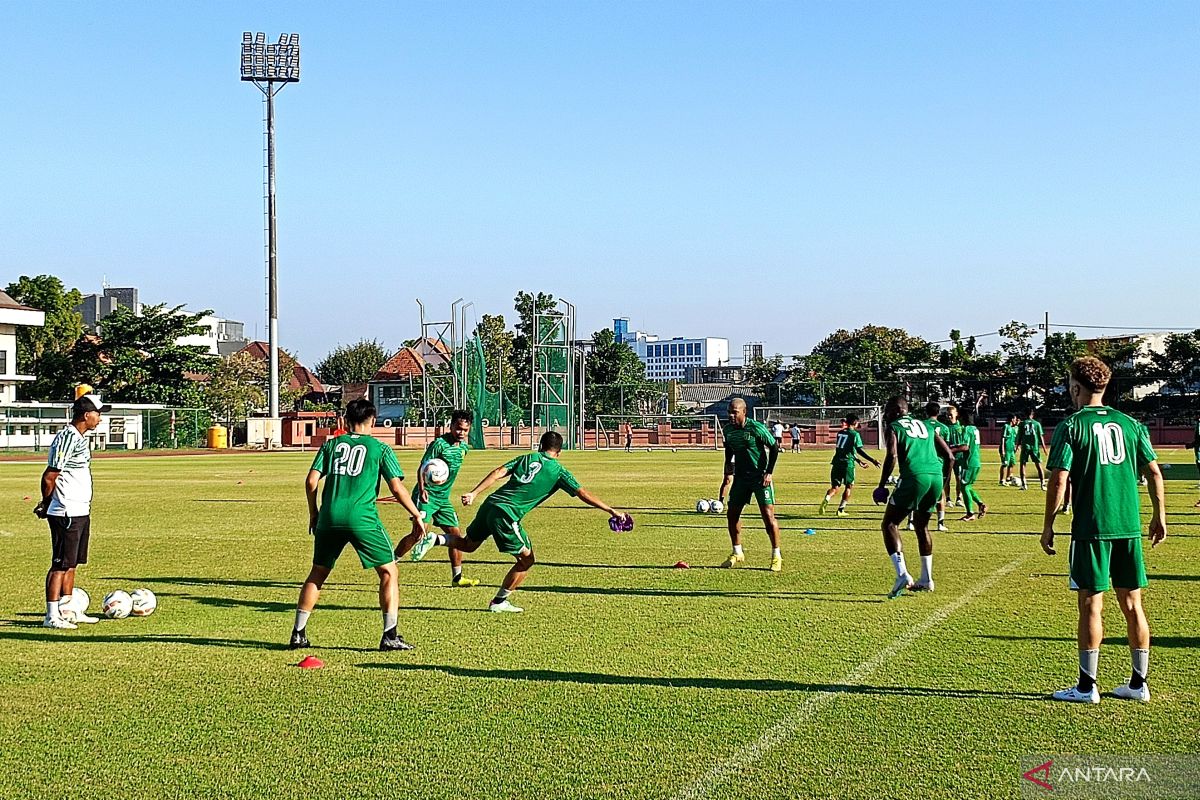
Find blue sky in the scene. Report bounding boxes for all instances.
[1,1,1196,364]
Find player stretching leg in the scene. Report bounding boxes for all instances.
[1000,413,1019,486]
[1041,357,1166,703]
[875,397,957,597]
[717,398,782,571]
[393,410,479,587]
[820,415,880,516]
[957,410,988,521]
[1019,408,1048,490]
[411,431,625,613]
[293,399,426,652]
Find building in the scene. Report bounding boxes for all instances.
[76,286,140,330]
[1082,331,1177,399]
[0,291,46,404]
[176,313,249,356]
[235,341,326,401]
[369,338,453,425]
[613,318,729,382]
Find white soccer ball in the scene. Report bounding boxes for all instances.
[130,588,157,617]
[696,499,711,513]
[421,458,450,486]
[69,587,91,614]
[710,499,725,514]
[102,590,133,619]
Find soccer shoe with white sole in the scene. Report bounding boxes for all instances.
[836,509,848,517]
[819,496,830,514]
[409,532,438,562]
[488,599,524,613]
[451,575,479,588]
[937,523,948,532]
[888,573,914,599]
[66,610,99,624]
[769,554,783,572]
[379,631,414,651]
[719,552,746,568]
[906,521,915,531]
[42,616,77,630]
[289,629,310,650]
[1112,683,1150,702]
[1052,684,1100,704]
[910,579,934,592]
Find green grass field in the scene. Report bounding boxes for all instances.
[1,448,1197,799]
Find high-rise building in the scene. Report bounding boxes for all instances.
[613,318,728,381]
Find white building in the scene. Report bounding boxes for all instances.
[1083,331,1180,399]
[613,318,729,381]
[0,291,46,404]
[176,313,247,356]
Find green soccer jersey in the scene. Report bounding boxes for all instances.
[1020,419,1044,450]
[927,418,952,462]
[310,434,404,531]
[419,435,468,499]
[1048,406,1156,540]
[890,415,943,478]
[1193,421,1200,463]
[832,428,863,465]
[1002,423,1019,452]
[724,419,776,481]
[484,451,581,522]
[947,421,968,465]
[962,424,982,466]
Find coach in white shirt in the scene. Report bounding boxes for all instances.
[35,393,110,629]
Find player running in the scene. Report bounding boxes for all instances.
[874,397,958,597]
[717,398,783,571]
[999,413,1020,486]
[957,410,988,521]
[1041,357,1166,704]
[410,431,626,613]
[291,399,427,652]
[819,415,880,516]
[1019,408,1048,490]
[392,410,479,588]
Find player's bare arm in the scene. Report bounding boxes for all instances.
[877,429,898,488]
[576,488,621,520]
[762,440,779,487]
[387,476,426,534]
[34,467,59,518]
[718,446,734,499]
[935,433,958,461]
[305,469,321,533]
[462,465,511,506]
[1040,469,1069,555]
[1143,460,1167,547]
[856,446,880,468]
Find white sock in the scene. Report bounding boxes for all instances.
[920,555,933,583]
[937,508,945,524]
[294,609,310,631]
[1130,648,1149,688]
[46,601,60,620]
[492,588,512,604]
[772,548,781,558]
[890,552,907,579]
[1079,648,1099,691]
[838,501,846,511]
[732,544,744,556]
[382,611,397,633]
[434,534,448,547]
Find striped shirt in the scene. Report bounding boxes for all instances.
[46,425,92,517]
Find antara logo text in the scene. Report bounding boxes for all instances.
[1023,760,1153,791]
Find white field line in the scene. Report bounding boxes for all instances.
[673,556,1028,800]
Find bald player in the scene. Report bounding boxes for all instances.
[717,398,783,572]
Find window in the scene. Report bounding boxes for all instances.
[0,350,6,374]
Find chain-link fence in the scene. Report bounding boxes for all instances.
[0,405,212,451]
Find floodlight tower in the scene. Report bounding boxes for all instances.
[241,32,300,441]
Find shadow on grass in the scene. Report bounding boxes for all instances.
[357,662,1046,700]
[101,576,370,593]
[978,634,1199,649]
[519,585,882,603]
[0,628,349,651]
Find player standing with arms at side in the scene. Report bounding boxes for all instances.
[393,410,478,587]
[1019,407,1049,490]
[410,431,626,613]
[819,415,880,516]
[1000,413,1020,486]
[874,397,958,597]
[292,399,426,652]
[771,420,785,450]
[1041,357,1165,703]
[789,423,801,454]
[717,398,783,571]
[36,393,110,629]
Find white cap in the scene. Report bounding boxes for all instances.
[78,393,112,413]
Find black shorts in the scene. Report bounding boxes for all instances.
[49,514,90,570]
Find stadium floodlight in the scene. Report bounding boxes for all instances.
[240,32,300,444]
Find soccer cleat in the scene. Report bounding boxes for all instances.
[937,523,948,532]
[819,496,830,514]
[1112,682,1150,703]
[906,521,915,530]
[836,509,848,517]
[769,554,783,572]
[488,599,524,613]
[288,629,310,650]
[977,503,988,518]
[910,579,935,592]
[409,532,438,562]
[67,610,99,624]
[1040,482,1047,491]
[42,616,77,630]
[960,514,977,522]
[719,552,746,568]
[451,575,479,588]
[1059,504,1071,515]
[952,499,964,508]
[888,573,914,599]
[379,632,415,651]
[1019,483,1028,491]
[1052,684,1100,704]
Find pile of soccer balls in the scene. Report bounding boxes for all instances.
[695,498,725,514]
[61,587,158,621]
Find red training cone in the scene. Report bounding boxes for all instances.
[674,561,690,569]
[296,656,324,669]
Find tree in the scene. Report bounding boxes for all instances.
[204,352,266,425]
[314,339,388,385]
[585,327,649,417]
[807,325,935,403]
[1150,330,1200,397]
[744,354,785,401]
[72,303,217,407]
[509,291,557,387]
[4,275,85,401]
[473,314,515,391]
[1033,332,1087,408]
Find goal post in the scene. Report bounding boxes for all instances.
[594,414,723,450]
[754,405,884,450]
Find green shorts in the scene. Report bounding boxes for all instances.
[1069,538,1147,592]
[1001,449,1015,468]
[830,461,856,488]
[465,503,531,556]
[313,523,394,570]
[960,461,981,486]
[889,473,942,515]
[414,492,460,529]
[728,479,775,509]
[1020,447,1041,465]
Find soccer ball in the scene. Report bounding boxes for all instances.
[69,587,91,614]
[102,590,133,619]
[886,475,900,486]
[130,588,157,617]
[710,499,725,514]
[421,458,450,486]
[696,499,711,513]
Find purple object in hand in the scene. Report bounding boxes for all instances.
[872,487,890,505]
[609,513,634,533]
